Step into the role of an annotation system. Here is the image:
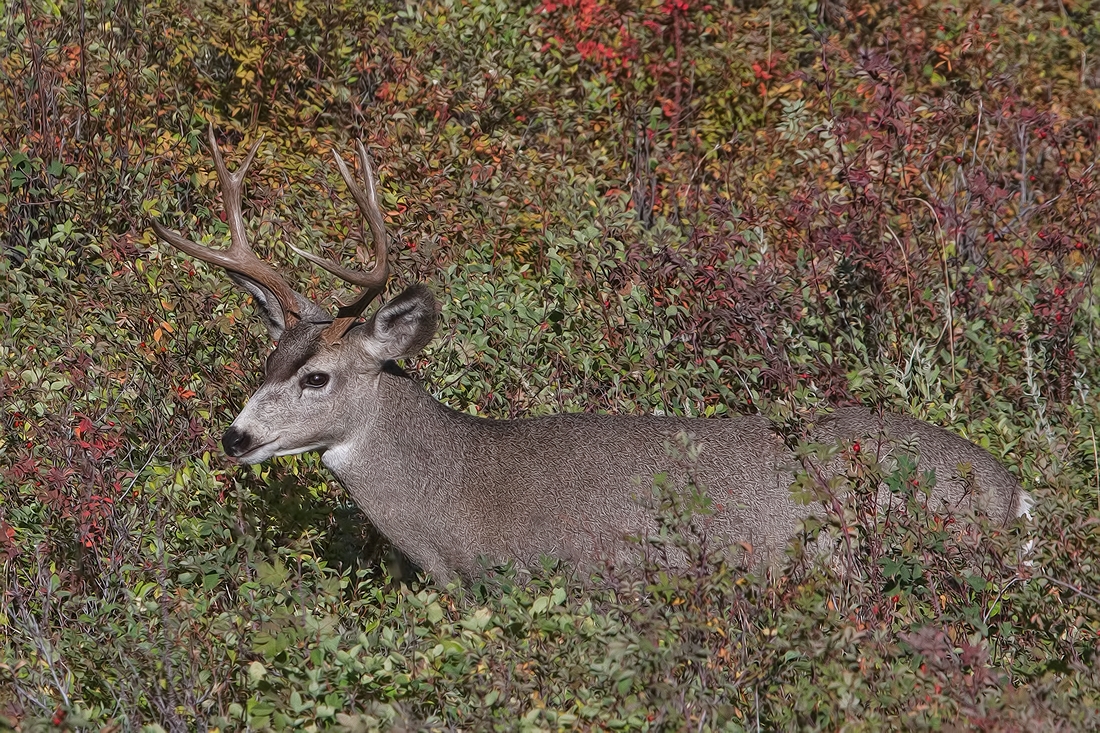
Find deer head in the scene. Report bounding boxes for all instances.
[150,126,438,464]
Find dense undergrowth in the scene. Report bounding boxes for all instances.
[2,0,1100,729]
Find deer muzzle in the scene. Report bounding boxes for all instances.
[222,426,252,458]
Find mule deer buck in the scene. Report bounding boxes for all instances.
[150,128,1030,584]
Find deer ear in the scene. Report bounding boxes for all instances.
[353,284,438,362]
[227,272,330,341]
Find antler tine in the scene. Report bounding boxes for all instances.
[208,124,262,256]
[149,125,302,329]
[294,140,391,344]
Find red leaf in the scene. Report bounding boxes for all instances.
[74,416,94,440]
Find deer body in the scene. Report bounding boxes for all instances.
[314,364,1023,583]
[150,128,1028,585]
[320,368,795,581]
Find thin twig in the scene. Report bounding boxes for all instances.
[1093,426,1100,513]
[1039,573,1100,607]
[983,576,1021,625]
[903,196,956,382]
[885,225,915,329]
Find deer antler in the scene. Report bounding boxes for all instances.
[290,140,390,344]
[150,125,303,328]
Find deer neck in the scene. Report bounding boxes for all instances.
[320,363,457,479]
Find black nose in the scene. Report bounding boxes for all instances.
[222,427,251,457]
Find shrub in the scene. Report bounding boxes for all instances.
[3,0,1100,729]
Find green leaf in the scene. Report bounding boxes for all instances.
[247,661,267,685]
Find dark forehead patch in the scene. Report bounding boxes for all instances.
[264,322,326,383]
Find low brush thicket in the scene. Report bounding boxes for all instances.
[2,0,1100,729]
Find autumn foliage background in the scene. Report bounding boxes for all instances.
[2,0,1100,729]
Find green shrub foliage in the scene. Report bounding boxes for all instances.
[2,0,1099,729]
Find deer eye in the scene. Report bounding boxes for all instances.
[301,372,330,389]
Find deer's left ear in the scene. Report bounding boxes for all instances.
[351,285,438,362]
